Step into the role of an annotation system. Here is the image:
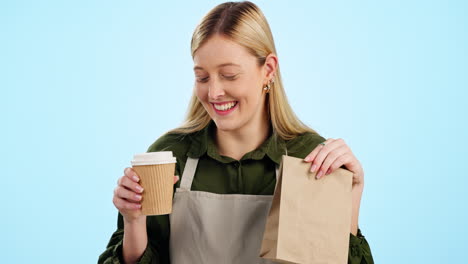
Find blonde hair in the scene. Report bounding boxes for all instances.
[166,1,319,140]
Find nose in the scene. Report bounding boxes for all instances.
[208,81,225,100]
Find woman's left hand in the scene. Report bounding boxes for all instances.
[304,138,364,189]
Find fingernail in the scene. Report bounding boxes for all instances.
[136,186,144,193]
[133,175,140,182]
[326,168,332,175]
[304,156,311,162]
[135,194,142,200]
[316,170,323,179]
[310,164,317,172]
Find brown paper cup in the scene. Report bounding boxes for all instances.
[132,163,176,215]
[131,151,177,215]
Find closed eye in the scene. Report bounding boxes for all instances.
[196,77,209,83]
[222,74,238,80]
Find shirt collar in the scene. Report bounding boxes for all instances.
[187,120,287,165]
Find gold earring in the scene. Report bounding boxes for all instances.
[263,79,273,93]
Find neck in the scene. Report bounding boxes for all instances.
[215,115,271,161]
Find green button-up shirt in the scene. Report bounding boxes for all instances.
[98,120,374,264]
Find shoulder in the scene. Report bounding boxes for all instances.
[285,132,326,159]
[146,132,192,158]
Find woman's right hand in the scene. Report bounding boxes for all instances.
[113,167,180,223]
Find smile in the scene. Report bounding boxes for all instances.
[211,101,238,115]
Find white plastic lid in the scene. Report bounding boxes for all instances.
[131,151,177,166]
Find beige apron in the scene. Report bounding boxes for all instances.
[169,156,281,264]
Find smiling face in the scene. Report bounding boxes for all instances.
[193,35,269,133]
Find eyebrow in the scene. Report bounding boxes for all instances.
[193,63,241,71]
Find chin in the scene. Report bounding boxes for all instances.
[211,118,241,132]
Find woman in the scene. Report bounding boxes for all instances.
[99,1,374,263]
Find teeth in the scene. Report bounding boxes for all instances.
[214,101,237,111]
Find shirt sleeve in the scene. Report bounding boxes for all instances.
[348,228,374,264]
[97,213,161,264]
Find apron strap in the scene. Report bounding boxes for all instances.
[274,145,287,192]
[180,157,199,190]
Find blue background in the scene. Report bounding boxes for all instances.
[2,0,467,263]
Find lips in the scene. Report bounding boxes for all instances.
[212,101,237,110]
[211,101,238,115]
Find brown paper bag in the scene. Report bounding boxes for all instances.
[259,155,353,264]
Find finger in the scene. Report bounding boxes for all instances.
[120,175,144,193]
[308,138,336,172]
[304,138,334,163]
[124,167,140,182]
[318,146,347,178]
[311,139,343,176]
[174,175,180,184]
[114,186,142,202]
[326,154,351,175]
[113,196,142,210]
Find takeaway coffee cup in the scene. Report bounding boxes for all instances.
[131,151,177,215]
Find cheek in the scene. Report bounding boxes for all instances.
[195,85,208,102]
[238,82,262,106]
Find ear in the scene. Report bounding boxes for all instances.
[263,53,278,84]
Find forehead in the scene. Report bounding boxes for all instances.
[193,35,255,70]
